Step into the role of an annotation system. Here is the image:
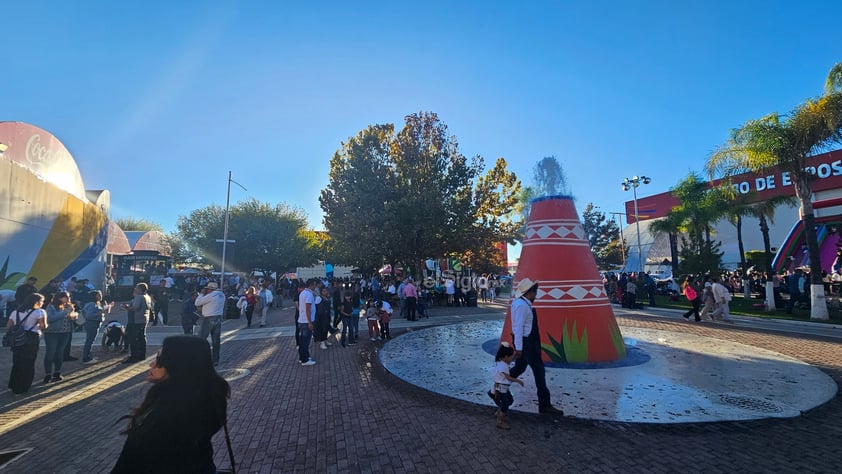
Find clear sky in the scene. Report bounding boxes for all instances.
[4,1,841,255]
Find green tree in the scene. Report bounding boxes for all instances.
[320,124,397,273]
[164,232,190,265]
[582,203,623,269]
[320,112,521,274]
[707,63,842,320]
[457,157,522,273]
[653,173,726,276]
[175,199,317,276]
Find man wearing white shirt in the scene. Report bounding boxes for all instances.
[709,277,733,323]
[297,279,317,366]
[508,278,564,415]
[194,282,226,366]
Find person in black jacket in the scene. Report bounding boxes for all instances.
[113,335,230,473]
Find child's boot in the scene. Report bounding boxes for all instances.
[496,411,510,430]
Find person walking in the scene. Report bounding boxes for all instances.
[122,283,152,364]
[194,282,225,366]
[6,293,47,394]
[508,278,564,415]
[487,342,524,429]
[710,277,734,322]
[681,276,702,322]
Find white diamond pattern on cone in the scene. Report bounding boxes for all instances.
[536,283,607,301]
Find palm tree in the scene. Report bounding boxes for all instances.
[748,194,798,311]
[647,173,727,277]
[648,212,683,277]
[707,63,842,320]
[717,187,756,299]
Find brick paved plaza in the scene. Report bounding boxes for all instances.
[0,302,840,473]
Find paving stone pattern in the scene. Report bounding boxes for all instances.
[0,303,840,473]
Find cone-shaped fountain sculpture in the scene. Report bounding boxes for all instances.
[502,195,626,363]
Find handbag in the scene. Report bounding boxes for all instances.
[685,286,697,301]
[2,310,36,348]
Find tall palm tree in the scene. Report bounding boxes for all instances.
[648,173,727,277]
[648,212,683,277]
[707,63,842,320]
[718,188,756,299]
[749,194,798,311]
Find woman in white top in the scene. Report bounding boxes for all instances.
[6,292,48,394]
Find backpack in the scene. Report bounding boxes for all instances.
[2,309,36,348]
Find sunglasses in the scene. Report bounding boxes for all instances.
[155,353,163,367]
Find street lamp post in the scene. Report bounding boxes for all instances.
[621,175,651,273]
[219,171,247,287]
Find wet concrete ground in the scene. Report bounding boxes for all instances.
[380,320,837,423]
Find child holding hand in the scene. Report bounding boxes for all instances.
[489,342,524,429]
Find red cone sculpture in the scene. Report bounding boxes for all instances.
[502,196,626,363]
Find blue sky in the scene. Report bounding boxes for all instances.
[4,1,841,259]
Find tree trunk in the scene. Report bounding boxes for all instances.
[796,183,829,320]
[669,232,679,276]
[765,280,777,312]
[736,216,751,299]
[759,215,773,276]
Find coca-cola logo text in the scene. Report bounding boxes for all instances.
[25,134,70,169]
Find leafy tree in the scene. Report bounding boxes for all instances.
[175,199,317,276]
[320,112,521,274]
[678,232,724,276]
[165,232,190,265]
[320,124,396,274]
[650,173,726,276]
[114,217,163,232]
[707,63,842,320]
[582,203,623,269]
[457,157,522,273]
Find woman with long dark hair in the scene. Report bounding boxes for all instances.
[6,292,47,394]
[112,335,231,473]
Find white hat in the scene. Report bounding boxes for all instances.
[515,278,539,297]
[205,282,219,290]
[704,282,712,288]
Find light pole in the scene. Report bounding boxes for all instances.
[219,171,247,287]
[621,175,651,273]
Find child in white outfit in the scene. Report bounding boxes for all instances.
[487,342,524,429]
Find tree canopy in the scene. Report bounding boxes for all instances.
[175,198,318,275]
[581,203,623,270]
[319,111,522,274]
